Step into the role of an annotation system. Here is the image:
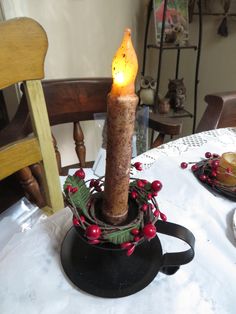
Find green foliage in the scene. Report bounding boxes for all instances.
[103,223,141,245]
[64,175,162,247]
[64,175,90,218]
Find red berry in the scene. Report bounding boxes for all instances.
[121,242,132,250]
[126,244,135,256]
[134,236,141,242]
[66,184,73,192]
[207,178,212,185]
[141,203,148,211]
[191,164,198,172]
[180,162,188,169]
[147,193,152,200]
[142,179,148,185]
[93,180,100,187]
[80,215,85,223]
[133,162,142,171]
[85,225,101,240]
[226,167,232,173]
[199,174,207,182]
[131,191,138,199]
[211,171,217,177]
[160,212,167,221]
[137,180,145,188]
[73,215,85,226]
[72,187,78,193]
[211,160,220,168]
[143,223,156,240]
[153,210,159,217]
[151,180,162,192]
[94,185,102,192]
[89,179,95,188]
[74,168,85,179]
[205,152,212,158]
[152,191,158,197]
[131,228,139,236]
[213,153,219,158]
[90,179,101,192]
[73,216,80,226]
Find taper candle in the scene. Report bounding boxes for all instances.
[102,28,139,225]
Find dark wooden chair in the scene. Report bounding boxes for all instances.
[196,91,236,133]
[25,78,112,174]
[1,78,112,170]
[1,76,183,210]
[149,112,183,148]
[0,78,112,210]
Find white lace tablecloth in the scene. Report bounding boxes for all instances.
[1,128,236,314]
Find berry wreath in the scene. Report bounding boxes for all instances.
[181,151,236,201]
[63,163,167,256]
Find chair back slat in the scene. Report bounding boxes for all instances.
[42,78,112,125]
[0,17,47,89]
[0,137,41,179]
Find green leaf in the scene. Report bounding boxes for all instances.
[64,175,91,218]
[103,222,141,245]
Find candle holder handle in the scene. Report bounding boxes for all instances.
[155,220,195,275]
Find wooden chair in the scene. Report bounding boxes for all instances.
[196,91,236,133]
[9,78,112,173]
[0,17,64,213]
[149,112,183,148]
[1,74,183,208]
[0,78,112,209]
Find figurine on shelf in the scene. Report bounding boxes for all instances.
[165,78,186,111]
[165,23,185,45]
[137,75,157,106]
[158,97,170,114]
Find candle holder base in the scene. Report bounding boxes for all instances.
[60,220,195,298]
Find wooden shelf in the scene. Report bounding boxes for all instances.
[168,108,193,119]
[147,43,197,50]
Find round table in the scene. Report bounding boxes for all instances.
[0,128,236,314]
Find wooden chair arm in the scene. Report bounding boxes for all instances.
[196,91,236,133]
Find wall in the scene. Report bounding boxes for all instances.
[1,0,149,165]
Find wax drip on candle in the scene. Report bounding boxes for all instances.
[111,28,138,96]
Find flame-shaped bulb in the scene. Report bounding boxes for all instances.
[111,28,138,96]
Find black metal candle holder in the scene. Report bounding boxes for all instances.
[61,213,195,298]
[61,169,195,298]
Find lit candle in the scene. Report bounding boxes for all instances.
[216,152,236,186]
[102,28,139,225]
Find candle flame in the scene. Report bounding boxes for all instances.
[111,28,138,96]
